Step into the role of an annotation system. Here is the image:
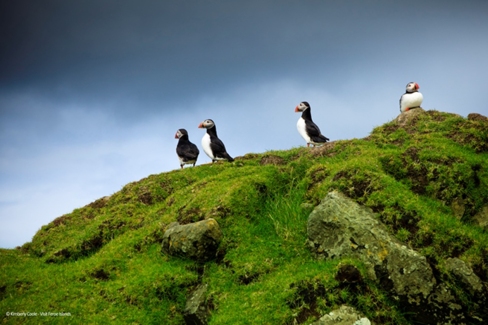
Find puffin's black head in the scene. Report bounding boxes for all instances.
[295,101,310,113]
[405,82,420,93]
[198,119,215,129]
[175,128,188,139]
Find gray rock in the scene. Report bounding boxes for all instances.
[394,107,425,126]
[310,305,371,325]
[307,191,466,324]
[473,206,488,229]
[450,197,465,220]
[162,218,222,262]
[426,283,464,325]
[184,284,209,325]
[307,191,435,300]
[445,258,483,295]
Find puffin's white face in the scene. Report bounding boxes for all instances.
[406,82,420,93]
[295,101,310,113]
[198,119,215,129]
[175,129,187,139]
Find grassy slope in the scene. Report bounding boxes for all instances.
[1,110,487,324]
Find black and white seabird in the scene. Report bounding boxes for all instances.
[198,119,234,162]
[399,82,423,112]
[295,101,330,147]
[175,128,199,169]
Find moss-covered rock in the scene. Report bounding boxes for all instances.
[162,219,222,262]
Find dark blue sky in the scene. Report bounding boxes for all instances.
[1,0,488,248]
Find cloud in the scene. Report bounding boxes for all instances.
[0,98,176,247]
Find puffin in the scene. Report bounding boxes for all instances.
[175,128,199,169]
[295,101,330,147]
[198,119,234,162]
[399,82,423,112]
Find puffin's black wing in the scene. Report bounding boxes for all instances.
[314,134,330,142]
[177,141,200,161]
[209,136,234,161]
[305,120,329,142]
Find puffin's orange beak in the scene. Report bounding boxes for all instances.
[175,133,179,139]
[198,122,204,128]
[295,106,299,112]
[415,83,420,90]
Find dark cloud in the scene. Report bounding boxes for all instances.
[5,0,485,111]
[2,2,487,107]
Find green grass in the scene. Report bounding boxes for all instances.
[1,110,487,324]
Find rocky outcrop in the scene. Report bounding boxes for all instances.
[184,284,209,325]
[445,258,484,295]
[467,113,488,122]
[307,191,479,325]
[161,219,222,262]
[445,258,488,321]
[311,305,371,325]
[451,197,466,220]
[394,107,425,126]
[307,191,435,295]
[473,206,488,229]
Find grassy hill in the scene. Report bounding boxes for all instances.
[1,109,487,324]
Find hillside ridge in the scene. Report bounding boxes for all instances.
[1,109,487,324]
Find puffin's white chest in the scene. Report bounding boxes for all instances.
[400,92,423,112]
[297,117,311,143]
[179,156,196,166]
[201,133,214,159]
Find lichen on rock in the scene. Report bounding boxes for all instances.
[162,218,222,262]
[311,305,371,325]
[307,191,472,324]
